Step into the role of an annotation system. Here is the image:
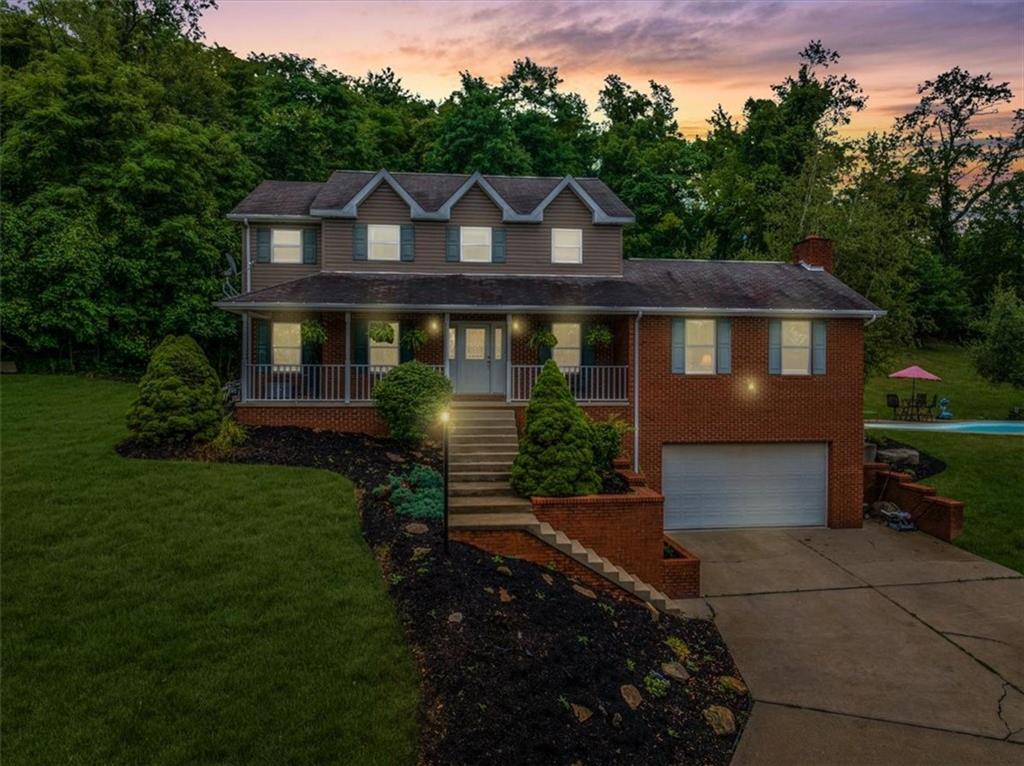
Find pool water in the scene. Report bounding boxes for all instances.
[865,420,1024,435]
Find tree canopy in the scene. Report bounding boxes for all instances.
[2,2,1020,376]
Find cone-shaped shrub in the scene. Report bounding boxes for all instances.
[511,360,601,497]
[126,335,223,445]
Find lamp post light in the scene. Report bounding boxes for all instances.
[440,409,450,553]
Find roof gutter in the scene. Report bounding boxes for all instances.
[214,300,885,319]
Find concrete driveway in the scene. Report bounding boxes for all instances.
[669,522,1024,765]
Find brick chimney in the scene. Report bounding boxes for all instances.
[793,235,834,273]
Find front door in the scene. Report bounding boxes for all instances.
[452,322,506,395]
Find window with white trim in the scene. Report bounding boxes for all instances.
[271,229,302,263]
[551,228,582,264]
[272,322,301,368]
[685,319,716,374]
[781,320,811,375]
[552,322,581,368]
[369,321,400,367]
[368,225,400,261]
[460,226,491,262]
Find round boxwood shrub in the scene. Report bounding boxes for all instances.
[511,360,601,497]
[589,414,631,473]
[126,335,224,445]
[372,361,453,445]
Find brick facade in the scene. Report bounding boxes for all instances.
[635,315,865,529]
[863,463,965,542]
[662,537,701,599]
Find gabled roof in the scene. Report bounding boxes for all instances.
[218,258,884,318]
[229,170,635,224]
[229,181,324,219]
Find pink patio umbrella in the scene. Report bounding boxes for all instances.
[888,365,941,400]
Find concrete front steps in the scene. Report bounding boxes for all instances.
[448,408,531,515]
[449,512,696,618]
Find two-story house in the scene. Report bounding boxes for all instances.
[218,169,882,540]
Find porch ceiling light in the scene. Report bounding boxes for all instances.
[511,319,521,332]
[430,318,440,332]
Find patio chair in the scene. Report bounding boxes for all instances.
[884,395,901,419]
[923,395,938,420]
[911,393,928,421]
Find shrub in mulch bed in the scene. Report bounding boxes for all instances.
[119,425,749,765]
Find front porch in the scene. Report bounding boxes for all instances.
[239,311,632,404]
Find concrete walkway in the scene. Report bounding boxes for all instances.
[668,522,1024,765]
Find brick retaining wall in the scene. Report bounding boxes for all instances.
[863,462,965,542]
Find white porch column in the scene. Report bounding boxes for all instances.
[505,313,513,403]
[344,311,351,403]
[240,312,251,402]
[443,312,451,380]
[633,312,642,472]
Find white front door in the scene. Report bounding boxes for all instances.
[662,443,828,529]
[451,322,506,395]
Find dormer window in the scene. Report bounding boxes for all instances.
[460,227,492,262]
[551,228,582,264]
[271,229,302,263]
[368,225,400,261]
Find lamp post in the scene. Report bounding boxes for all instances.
[440,409,450,554]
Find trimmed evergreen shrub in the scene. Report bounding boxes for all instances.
[511,360,601,497]
[589,414,631,472]
[372,361,453,445]
[385,465,443,520]
[126,335,224,445]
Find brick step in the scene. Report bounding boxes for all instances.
[451,434,519,444]
[450,410,517,422]
[449,495,533,513]
[448,482,515,497]
[450,449,518,461]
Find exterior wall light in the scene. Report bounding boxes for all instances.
[430,318,440,332]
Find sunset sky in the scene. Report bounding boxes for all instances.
[201,0,1023,138]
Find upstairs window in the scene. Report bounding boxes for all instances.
[368,225,400,261]
[369,321,400,367]
[272,322,301,368]
[271,229,302,263]
[685,319,716,374]
[460,226,492,262]
[551,228,582,264]
[781,320,811,375]
[552,322,581,369]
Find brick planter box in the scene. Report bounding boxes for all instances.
[662,537,701,599]
[531,485,665,586]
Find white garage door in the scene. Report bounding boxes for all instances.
[662,443,827,529]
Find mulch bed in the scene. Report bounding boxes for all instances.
[119,427,749,765]
[870,435,947,481]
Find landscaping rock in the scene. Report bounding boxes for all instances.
[498,587,514,603]
[620,684,643,710]
[496,565,512,576]
[571,703,593,723]
[448,612,463,624]
[661,661,690,684]
[611,712,622,728]
[386,451,407,463]
[704,705,736,736]
[542,573,554,586]
[718,675,748,695]
[412,546,431,560]
[877,447,920,466]
[572,584,597,599]
[403,522,429,535]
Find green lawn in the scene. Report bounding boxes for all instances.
[1,376,419,765]
[872,430,1023,574]
[864,342,1022,420]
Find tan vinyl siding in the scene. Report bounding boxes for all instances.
[322,184,622,276]
[250,224,321,290]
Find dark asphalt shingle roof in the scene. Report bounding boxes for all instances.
[230,181,324,217]
[220,259,882,315]
[230,170,634,221]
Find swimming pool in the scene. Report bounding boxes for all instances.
[864,420,1024,435]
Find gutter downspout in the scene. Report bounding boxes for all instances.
[633,311,642,473]
[865,312,882,327]
[240,218,252,402]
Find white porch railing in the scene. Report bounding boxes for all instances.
[510,365,628,402]
[244,364,445,402]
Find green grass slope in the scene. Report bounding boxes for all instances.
[1,375,419,765]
